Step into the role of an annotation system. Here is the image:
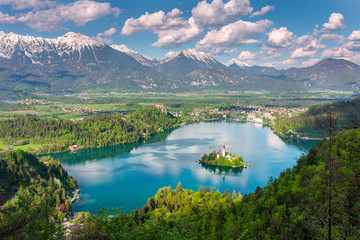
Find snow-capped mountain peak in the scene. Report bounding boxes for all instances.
[111,44,155,66]
[54,32,105,49]
[225,58,250,69]
[164,48,216,65]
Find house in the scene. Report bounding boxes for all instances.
[69,145,78,152]
[217,152,221,159]
[155,104,168,114]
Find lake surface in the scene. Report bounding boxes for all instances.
[52,121,318,214]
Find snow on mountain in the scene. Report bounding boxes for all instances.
[162,48,218,66]
[0,31,107,65]
[111,44,156,67]
[225,58,250,69]
[157,48,226,76]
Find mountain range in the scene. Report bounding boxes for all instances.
[0,31,359,99]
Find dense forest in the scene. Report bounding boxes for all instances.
[274,97,360,138]
[0,106,181,154]
[72,128,360,239]
[0,150,78,239]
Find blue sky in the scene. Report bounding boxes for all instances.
[0,0,359,68]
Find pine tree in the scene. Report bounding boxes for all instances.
[176,181,182,193]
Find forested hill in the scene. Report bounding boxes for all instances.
[74,128,360,239]
[274,97,360,138]
[0,106,180,154]
[0,150,77,239]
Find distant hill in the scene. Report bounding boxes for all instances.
[246,58,360,91]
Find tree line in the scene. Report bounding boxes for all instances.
[0,106,181,154]
[274,97,360,138]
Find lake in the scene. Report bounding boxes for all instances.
[52,121,318,214]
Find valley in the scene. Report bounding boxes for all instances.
[0,31,359,101]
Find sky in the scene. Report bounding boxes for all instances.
[0,0,360,69]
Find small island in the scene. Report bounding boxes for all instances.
[199,145,248,168]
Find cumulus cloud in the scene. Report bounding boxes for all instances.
[290,48,316,59]
[98,27,117,37]
[266,27,293,48]
[322,13,345,32]
[237,45,281,61]
[196,19,272,53]
[322,47,354,58]
[152,17,202,48]
[290,37,325,59]
[93,28,117,44]
[18,0,120,31]
[319,33,345,43]
[348,30,360,41]
[121,9,202,48]
[250,5,274,18]
[302,58,321,67]
[121,8,186,35]
[343,41,360,51]
[0,0,55,10]
[238,50,257,60]
[0,12,17,24]
[191,0,253,28]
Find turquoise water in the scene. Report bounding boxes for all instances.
[52,121,318,214]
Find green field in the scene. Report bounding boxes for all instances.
[0,91,357,120]
[0,141,43,151]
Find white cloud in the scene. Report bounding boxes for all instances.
[290,48,316,59]
[322,13,345,32]
[319,33,345,43]
[94,28,117,44]
[302,58,321,67]
[266,27,293,48]
[0,12,17,24]
[121,9,186,35]
[196,19,272,53]
[342,30,360,52]
[290,38,325,59]
[237,45,282,62]
[238,50,257,60]
[348,30,360,41]
[250,5,274,18]
[98,28,117,37]
[343,41,360,51]
[18,1,120,31]
[0,0,55,10]
[322,47,354,58]
[152,17,202,48]
[93,36,113,45]
[191,0,253,28]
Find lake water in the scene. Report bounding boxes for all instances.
[52,121,318,214]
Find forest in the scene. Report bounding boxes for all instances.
[69,127,360,239]
[0,106,182,154]
[0,150,78,239]
[274,97,360,138]
[1,103,359,239]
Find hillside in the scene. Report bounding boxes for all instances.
[0,106,181,154]
[0,150,77,239]
[274,97,360,138]
[246,58,360,91]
